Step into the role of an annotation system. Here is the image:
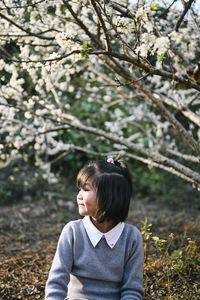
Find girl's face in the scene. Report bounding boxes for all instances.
[77,179,99,220]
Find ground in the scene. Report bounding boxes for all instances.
[0,195,199,299]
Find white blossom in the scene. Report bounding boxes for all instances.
[24,112,32,119]
[154,37,170,56]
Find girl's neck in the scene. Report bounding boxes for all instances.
[90,217,115,233]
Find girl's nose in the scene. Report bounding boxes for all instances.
[77,190,83,200]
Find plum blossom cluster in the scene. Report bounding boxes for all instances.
[56,29,76,50]
[136,34,170,58]
[112,4,171,58]
[134,5,170,58]
[113,16,133,34]
[135,4,153,33]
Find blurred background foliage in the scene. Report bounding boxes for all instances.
[0,151,199,207]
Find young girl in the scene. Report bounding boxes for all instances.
[45,158,144,300]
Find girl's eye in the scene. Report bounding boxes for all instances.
[79,186,89,192]
[83,184,91,191]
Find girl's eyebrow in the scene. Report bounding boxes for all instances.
[85,182,91,188]
[84,181,93,189]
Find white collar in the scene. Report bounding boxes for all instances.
[82,216,124,248]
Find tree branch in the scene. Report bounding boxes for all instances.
[89,0,111,51]
[108,51,200,92]
[126,153,198,186]
[0,38,57,47]
[48,145,198,186]
[153,93,200,127]
[0,0,46,10]
[108,1,134,19]
[0,50,83,63]
[175,0,195,32]
[0,12,54,40]
[100,56,200,155]
[38,122,200,186]
[166,148,200,163]
[134,84,200,156]
[63,0,104,50]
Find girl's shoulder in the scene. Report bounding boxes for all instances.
[122,223,143,252]
[62,218,83,231]
[58,219,84,243]
[124,222,140,231]
[123,223,143,240]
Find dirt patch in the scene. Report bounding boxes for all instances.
[0,197,199,299]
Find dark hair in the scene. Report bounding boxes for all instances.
[77,158,132,224]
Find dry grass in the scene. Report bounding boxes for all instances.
[0,199,199,299]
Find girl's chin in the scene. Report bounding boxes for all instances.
[79,213,86,217]
[78,208,87,216]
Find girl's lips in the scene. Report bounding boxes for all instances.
[77,201,84,206]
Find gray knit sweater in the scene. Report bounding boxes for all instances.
[45,219,144,300]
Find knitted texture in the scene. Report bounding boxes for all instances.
[45,219,144,300]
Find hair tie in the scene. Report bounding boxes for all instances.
[107,158,114,164]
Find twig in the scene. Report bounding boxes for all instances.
[0,12,54,40]
[107,51,200,92]
[166,149,200,163]
[0,0,46,10]
[108,1,134,19]
[63,0,104,50]
[153,93,200,127]
[175,0,195,32]
[89,0,111,51]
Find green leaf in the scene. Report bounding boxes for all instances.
[82,41,88,51]
[81,50,89,59]
[158,53,166,61]
[132,25,137,31]
[151,3,159,10]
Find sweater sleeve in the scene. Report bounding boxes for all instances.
[45,222,74,300]
[120,228,144,300]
